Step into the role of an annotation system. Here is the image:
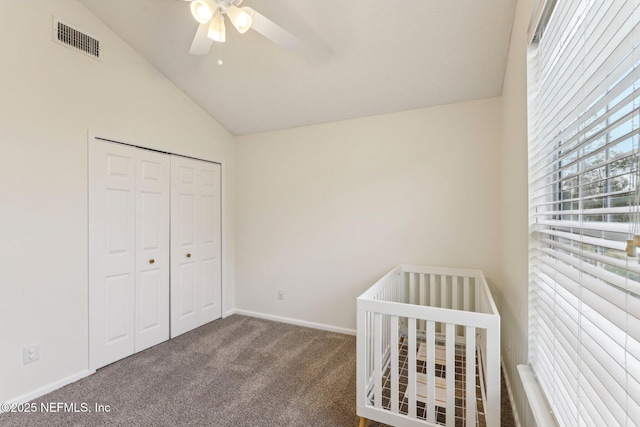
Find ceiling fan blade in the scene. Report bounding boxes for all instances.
[244,7,301,51]
[189,22,213,55]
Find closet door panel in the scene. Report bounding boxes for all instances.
[178,263,197,314]
[170,157,221,337]
[106,190,132,253]
[90,142,136,370]
[199,163,221,325]
[105,274,131,342]
[171,159,200,337]
[134,152,170,352]
[139,269,161,329]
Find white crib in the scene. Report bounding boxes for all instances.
[356,265,500,427]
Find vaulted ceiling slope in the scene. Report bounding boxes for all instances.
[78,0,516,135]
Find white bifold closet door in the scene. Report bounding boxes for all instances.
[170,156,222,338]
[89,140,170,370]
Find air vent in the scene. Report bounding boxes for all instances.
[53,18,100,60]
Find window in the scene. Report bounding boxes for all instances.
[528,1,640,425]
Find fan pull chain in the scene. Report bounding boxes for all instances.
[215,35,224,65]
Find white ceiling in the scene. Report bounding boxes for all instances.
[78,0,516,135]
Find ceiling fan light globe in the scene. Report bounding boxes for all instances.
[207,14,226,42]
[190,1,213,24]
[227,5,252,34]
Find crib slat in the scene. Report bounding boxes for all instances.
[392,272,399,302]
[408,318,417,418]
[474,277,479,311]
[419,274,427,330]
[463,276,470,312]
[409,273,416,304]
[430,274,437,308]
[374,313,382,409]
[452,276,460,337]
[367,312,373,384]
[452,276,458,310]
[400,272,406,303]
[390,316,399,414]
[485,327,501,427]
[426,320,436,424]
[445,323,455,427]
[466,326,476,426]
[440,275,447,309]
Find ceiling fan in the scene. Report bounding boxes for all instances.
[184,0,301,55]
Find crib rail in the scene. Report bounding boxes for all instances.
[356,265,500,427]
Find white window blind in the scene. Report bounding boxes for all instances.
[528,1,640,426]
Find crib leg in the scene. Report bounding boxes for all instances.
[359,417,367,427]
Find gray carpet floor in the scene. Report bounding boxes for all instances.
[0,315,516,426]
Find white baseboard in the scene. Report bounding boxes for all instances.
[501,359,522,427]
[1,369,95,412]
[233,309,356,336]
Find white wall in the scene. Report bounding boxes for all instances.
[0,1,535,420]
[0,0,235,403]
[499,0,535,425]
[235,98,503,331]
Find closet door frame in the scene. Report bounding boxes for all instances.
[88,133,224,369]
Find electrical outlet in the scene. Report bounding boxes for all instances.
[23,344,39,364]
[277,289,284,300]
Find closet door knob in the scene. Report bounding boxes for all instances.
[186,253,192,258]
[149,259,155,264]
